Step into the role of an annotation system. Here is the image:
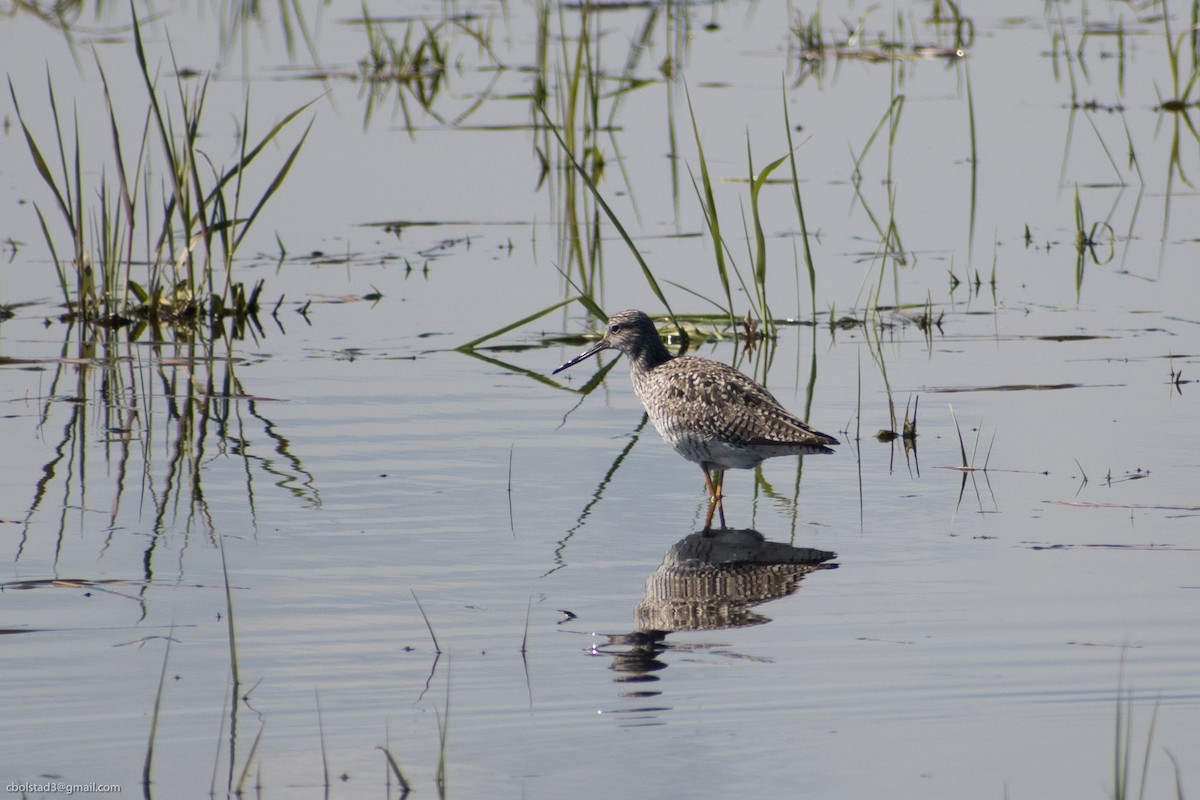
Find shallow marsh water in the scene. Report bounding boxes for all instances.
[1,1,1198,798]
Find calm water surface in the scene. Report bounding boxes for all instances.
[1,1,1198,798]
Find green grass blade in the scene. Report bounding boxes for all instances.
[852,95,904,178]
[685,84,732,321]
[133,5,188,266]
[33,204,71,309]
[232,117,314,253]
[142,632,174,794]
[458,297,583,351]
[207,96,321,212]
[8,78,74,231]
[218,535,239,690]
[96,55,139,309]
[748,147,789,334]
[782,83,817,321]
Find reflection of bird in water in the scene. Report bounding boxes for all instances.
[592,529,837,683]
[554,310,838,530]
[634,528,836,633]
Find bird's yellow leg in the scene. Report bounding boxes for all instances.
[701,464,720,532]
[700,464,727,531]
[714,469,727,529]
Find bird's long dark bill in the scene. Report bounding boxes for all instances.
[552,341,609,374]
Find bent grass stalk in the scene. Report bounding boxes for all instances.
[411,589,442,654]
[379,745,414,796]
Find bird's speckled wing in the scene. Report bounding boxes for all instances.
[634,356,837,450]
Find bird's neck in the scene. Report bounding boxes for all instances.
[627,335,674,374]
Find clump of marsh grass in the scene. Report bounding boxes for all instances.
[532,98,685,341]
[682,83,832,339]
[9,7,312,336]
[506,5,825,354]
[532,1,623,308]
[473,87,825,359]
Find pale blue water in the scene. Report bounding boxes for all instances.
[1,2,1198,798]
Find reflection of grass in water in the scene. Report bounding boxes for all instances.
[536,1,609,305]
[214,0,322,66]
[9,9,312,333]
[356,4,504,133]
[1073,185,1116,298]
[791,3,969,85]
[528,1,693,325]
[218,531,266,798]
[5,0,322,68]
[10,1,323,546]
[1051,1,1199,268]
[1151,3,1200,260]
[18,324,320,580]
[1153,1,1200,113]
[511,2,875,351]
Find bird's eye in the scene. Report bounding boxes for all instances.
[610,323,622,333]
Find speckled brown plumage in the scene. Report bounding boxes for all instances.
[554,309,838,529]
